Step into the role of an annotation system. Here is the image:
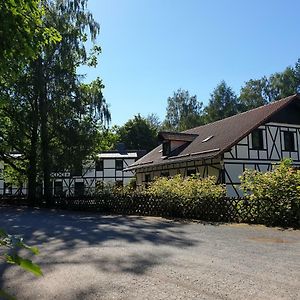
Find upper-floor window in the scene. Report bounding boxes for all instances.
[252,129,264,150]
[162,141,171,156]
[115,159,123,170]
[95,159,104,171]
[283,131,296,151]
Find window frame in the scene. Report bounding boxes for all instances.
[162,141,171,156]
[251,129,264,150]
[283,131,296,152]
[145,174,151,182]
[95,159,104,171]
[115,159,123,171]
[3,182,12,195]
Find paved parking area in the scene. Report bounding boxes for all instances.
[0,206,299,299]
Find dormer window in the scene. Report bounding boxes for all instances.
[162,141,171,156]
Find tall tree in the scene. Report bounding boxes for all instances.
[163,89,204,131]
[0,0,60,78]
[204,81,239,123]
[239,59,300,111]
[117,115,158,152]
[0,0,110,205]
[238,77,270,111]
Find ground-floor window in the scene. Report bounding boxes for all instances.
[4,182,12,195]
[54,181,63,196]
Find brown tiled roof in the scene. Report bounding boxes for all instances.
[126,94,300,170]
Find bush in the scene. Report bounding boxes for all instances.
[147,174,225,201]
[146,174,226,219]
[239,159,300,226]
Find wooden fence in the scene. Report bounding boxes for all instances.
[1,194,299,227]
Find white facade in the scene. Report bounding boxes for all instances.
[0,151,141,197]
[223,122,300,197]
[136,122,300,197]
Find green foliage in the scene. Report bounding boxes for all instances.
[240,159,300,226]
[239,59,300,111]
[204,81,239,123]
[117,114,158,152]
[238,78,270,110]
[0,0,61,77]
[0,228,42,299]
[1,163,27,188]
[0,0,111,202]
[163,89,204,131]
[147,174,225,201]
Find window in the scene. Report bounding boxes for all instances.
[4,182,12,195]
[161,171,169,177]
[145,174,151,182]
[283,131,295,151]
[95,159,104,171]
[187,169,196,176]
[162,141,171,156]
[54,181,63,196]
[74,182,84,196]
[252,129,264,150]
[115,159,123,170]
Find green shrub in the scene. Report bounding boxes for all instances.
[239,159,300,226]
[147,174,225,201]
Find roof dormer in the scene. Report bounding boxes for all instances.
[158,131,198,157]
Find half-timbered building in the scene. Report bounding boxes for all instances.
[0,148,146,196]
[126,94,300,197]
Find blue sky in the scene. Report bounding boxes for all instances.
[80,0,300,126]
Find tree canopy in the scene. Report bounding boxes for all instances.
[204,81,239,123]
[239,59,300,111]
[162,89,204,131]
[117,115,158,152]
[0,0,110,204]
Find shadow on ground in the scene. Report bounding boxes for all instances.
[0,205,199,298]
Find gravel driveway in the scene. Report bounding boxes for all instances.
[0,206,299,300]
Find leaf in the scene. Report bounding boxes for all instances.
[15,241,40,255]
[0,228,8,238]
[0,289,16,300]
[5,254,43,277]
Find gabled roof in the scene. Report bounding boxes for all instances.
[126,94,300,170]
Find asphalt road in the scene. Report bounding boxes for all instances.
[0,206,299,300]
